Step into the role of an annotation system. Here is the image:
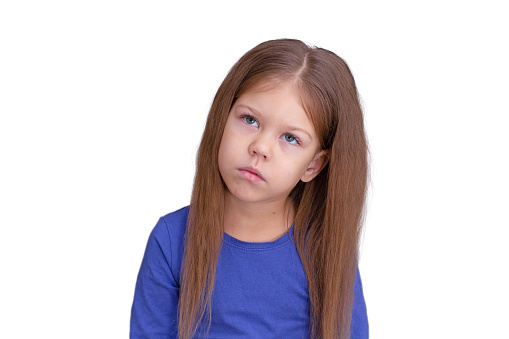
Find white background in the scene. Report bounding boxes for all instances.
[1,1,508,338]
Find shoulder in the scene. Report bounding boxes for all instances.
[145,205,189,285]
[149,205,189,251]
[157,205,189,241]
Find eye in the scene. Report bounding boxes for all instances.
[283,133,300,145]
[242,115,259,127]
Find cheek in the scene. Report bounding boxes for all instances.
[218,128,240,170]
[218,133,234,160]
[285,153,317,178]
[220,122,248,155]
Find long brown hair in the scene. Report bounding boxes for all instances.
[179,39,368,339]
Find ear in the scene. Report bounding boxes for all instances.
[300,150,330,183]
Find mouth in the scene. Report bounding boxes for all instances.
[238,167,265,182]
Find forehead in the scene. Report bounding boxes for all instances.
[236,79,316,122]
[237,79,309,110]
[235,81,303,113]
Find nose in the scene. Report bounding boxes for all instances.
[248,135,272,160]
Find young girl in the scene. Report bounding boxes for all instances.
[130,39,369,339]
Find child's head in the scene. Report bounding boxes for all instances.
[195,38,366,209]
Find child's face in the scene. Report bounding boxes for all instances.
[218,81,327,207]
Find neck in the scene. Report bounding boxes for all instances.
[223,192,294,242]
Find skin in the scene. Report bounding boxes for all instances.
[218,80,328,242]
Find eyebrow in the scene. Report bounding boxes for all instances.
[235,104,313,139]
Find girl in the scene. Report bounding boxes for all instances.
[131,39,369,339]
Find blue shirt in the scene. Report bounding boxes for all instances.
[130,206,368,338]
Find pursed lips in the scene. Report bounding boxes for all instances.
[238,167,265,182]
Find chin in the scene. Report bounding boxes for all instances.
[225,188,262,204]
[230,193,262,204]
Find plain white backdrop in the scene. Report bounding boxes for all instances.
[1,1,508,338]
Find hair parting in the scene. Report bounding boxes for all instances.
[179,39,368,339]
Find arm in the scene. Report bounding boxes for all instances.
[130,218,180,339]
[350,268,369,339]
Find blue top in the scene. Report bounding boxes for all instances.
[130,206,368,338]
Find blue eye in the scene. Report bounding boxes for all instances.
[283,134,300,145]
[242,116,258,127]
